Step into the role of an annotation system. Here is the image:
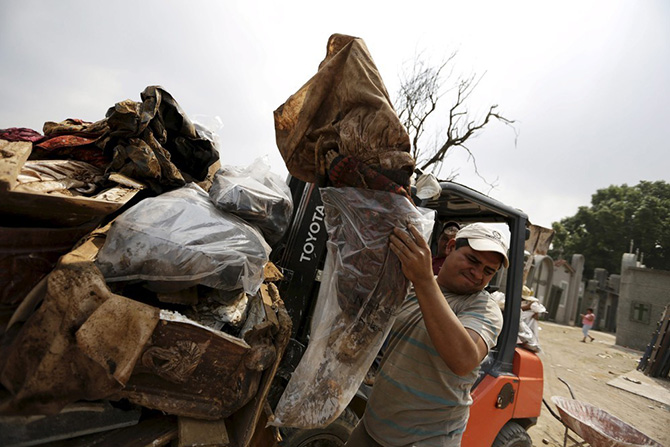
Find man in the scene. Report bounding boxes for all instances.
[432,221,461,275]
[519,286,546,352]
[345,222,506,447]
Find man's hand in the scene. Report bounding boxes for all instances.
[389,224,434,284]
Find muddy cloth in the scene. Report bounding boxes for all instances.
[104,86,219,193]
[0,127,43,143]
[95,183,270,295]
[14,160,104,196]
[271,187,434,428]
[0,244,160,415]
[42,118,109,138]
[209,157,293,245]
[31,119,111,169]
[273,34,414,186]
[29,87,219,194]
[34,134,110,169]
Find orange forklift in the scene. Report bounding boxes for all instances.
[269,179,544,447]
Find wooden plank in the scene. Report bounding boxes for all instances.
[260,284,279,328]
[657,343,670,378]
[178,417,230,447]
[247,403,279,447]
[607,369,670,406]
[42,416,177,447]
[649,312,670,377]
[225,299,292,447]
[645,308,669,375]
[263,262,283,282]
[0,401,141,447]
[0,139,32,191]
[23,413,177,447]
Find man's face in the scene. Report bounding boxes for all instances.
[437,239,502,294]
[436,228,458,257]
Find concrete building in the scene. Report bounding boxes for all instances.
[525,247,669,352]
[578,268,621,332]
[616,262,670,351]
[527,254,584,326]
[526,255,553,304]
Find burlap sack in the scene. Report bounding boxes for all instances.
[274,34,414,184]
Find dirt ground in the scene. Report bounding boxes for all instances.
[528,321,669,446]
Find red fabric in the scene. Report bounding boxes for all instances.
[327,154,412,202]
[32,135,110,169]
[36,135,98,150]
[0,127,43,143]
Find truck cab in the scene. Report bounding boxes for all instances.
[269,178,544,447]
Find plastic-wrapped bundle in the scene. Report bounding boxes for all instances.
[209,157,293,245]
[96,183,270,295]
[271,187,434,428]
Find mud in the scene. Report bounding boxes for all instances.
[530,321,669,446]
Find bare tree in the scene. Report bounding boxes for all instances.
[395,51,516,186]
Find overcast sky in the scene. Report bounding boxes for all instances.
[1,0,668,228]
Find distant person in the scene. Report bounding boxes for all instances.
[518,286,546,352]
[580,308,595,342]
[431,221,461,275]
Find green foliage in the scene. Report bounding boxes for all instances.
[548,181,670,278]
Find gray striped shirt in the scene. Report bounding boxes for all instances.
[363,288,503,446]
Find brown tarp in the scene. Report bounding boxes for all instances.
[104,86,220,193]
[0,234,159,415]
[274,34,414,185]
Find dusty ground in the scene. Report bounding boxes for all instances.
[529,321,669,446]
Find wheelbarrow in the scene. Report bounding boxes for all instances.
[542,378,663,447]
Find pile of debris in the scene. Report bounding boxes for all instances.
[0,86,293,446]
[1,32,431,447]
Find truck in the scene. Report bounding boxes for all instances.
[268,177,544,447]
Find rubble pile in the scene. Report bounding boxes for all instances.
[0,86,292,447]
[1,32,432,446]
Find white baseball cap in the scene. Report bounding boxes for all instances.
[522,285,539,301]
[455,222,509,268]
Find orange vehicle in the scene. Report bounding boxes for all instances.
[270,179,544,447]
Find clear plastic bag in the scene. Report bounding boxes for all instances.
[414,172,441,200]
[209,157,293,245]
[191,114,224,152]
[96,183,270,295]
[271,187,435,428]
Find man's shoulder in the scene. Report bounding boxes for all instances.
[469,290,503,322]
[474,290,503,313]
[440,287,490,301]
